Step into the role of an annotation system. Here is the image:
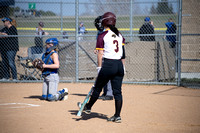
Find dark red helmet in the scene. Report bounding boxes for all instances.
[102,12,116,27]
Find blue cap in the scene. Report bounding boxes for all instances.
[2,17,12,22]
[144,17,150,22]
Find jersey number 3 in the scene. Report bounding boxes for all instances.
[113,40,119,53]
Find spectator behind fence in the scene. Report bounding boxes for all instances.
[0,17,19,81]
[34,21,49,48]
[63,31,68,39]
[165,18,176,48]
[78,22,87,34]
[78,22,87,40]
[139,17,155,41]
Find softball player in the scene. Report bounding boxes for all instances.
[83,12,126,123]
[94,17,113,101]
[41,38,68,101]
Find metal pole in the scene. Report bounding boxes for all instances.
[156,41,160,81]
[75,0,79,82]
[130,0,133,42]
[60,1,63,34]
[177,0,182,86]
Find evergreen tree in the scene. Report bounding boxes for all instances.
[150,4,157,14]
[156,0,173,14]
[169,3,174,14]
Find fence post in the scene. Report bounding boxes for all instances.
[130,0,133,42]
[177,0,182,86]
[75,0,79,82]
[60,1,63,35]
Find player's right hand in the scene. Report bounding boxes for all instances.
[96,67,101,74]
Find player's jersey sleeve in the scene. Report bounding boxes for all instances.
[96,31,108,50]
[122,36,125,45]
[121,34,126,59]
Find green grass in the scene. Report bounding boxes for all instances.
[14,14,177,47]
[15,14,177,29]
[181,78,200,84]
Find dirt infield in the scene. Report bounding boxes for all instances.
[0,83,200,133]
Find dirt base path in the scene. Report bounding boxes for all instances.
[0,83,200,133]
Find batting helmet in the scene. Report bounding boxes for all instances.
[101,12,116,27]
[94,15,104,31]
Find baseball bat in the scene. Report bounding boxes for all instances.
[77,86,94,116]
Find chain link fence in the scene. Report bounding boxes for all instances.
[0,0,199,87]
[180,0,200,88]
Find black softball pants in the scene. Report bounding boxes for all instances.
[92,58,124,101]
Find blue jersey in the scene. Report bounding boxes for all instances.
[42,51,58,75]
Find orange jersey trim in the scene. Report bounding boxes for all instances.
[96,48,104,50]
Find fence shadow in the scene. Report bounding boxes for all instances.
[152,86,200,97]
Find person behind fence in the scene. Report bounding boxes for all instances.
[62,31,68,39]
[34,21,49,52]
[0,17,19,81]
[78,22,87,35]
[41,38,68,101]
[165,18,176,48]
[139,17,155,41]
[78,22,87,40]
[79,12,126,123]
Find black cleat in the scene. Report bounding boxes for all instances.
[77,102,91,114]
[107,116,122,123]
[102,95,113,101]
[98,94,105,99]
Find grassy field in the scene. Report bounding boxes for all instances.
[13,14,177,47]
[15,14,177,30]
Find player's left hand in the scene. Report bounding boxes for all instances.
[94,49,98,54]
[32,58,45,71]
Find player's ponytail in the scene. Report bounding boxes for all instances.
[108,25,119,36]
